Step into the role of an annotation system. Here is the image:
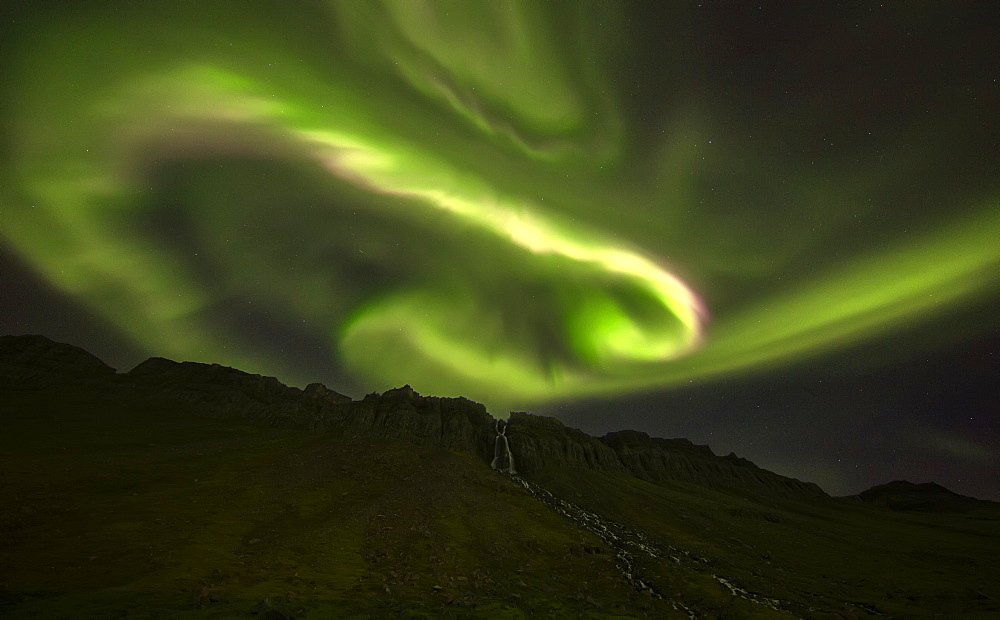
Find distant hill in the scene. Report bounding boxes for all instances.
[855,480,994,513]
[0,334,116,388]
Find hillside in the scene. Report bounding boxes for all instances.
[855,480,995,513]
[2,335,998,617]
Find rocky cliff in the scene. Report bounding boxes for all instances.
[506,412,626,474]
[501,417,824,498]
[123,356,348,428]
[1,334,827,500]
[328,385,497,463]
[601,429,826,498]
[122,359,497,463]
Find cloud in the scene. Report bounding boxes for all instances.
[926,433,995,465]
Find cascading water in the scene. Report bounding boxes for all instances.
[489,417,791,617]
[490,419,516,474]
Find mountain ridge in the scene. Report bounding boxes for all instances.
[0,333,980,505]
[3,333,999,617]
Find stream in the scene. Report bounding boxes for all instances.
[491,421,793,618]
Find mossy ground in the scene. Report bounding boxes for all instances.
[3,388,997,618]
[1,389,677,618]
[535,467,1000,618]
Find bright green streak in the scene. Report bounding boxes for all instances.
[1,2,997,414]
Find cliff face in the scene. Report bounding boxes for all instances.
[123,357,347,428]
[501,419,824,498]
[327,386,497,464]
[0,335,828,500]
[506,412,625,475]
[602,430,827,499]
[123,360,496,463]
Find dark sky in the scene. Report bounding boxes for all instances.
[1,1,997,499]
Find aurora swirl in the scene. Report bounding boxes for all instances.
[2,1,997,416]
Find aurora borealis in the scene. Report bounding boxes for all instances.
[2,2,997,498]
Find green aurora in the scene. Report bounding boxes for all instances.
[2,1,997,415]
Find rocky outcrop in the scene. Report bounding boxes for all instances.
[333,386,496,462]
[506,412,626,475]
[0,334,117,389]
[121,360,496,462]
[122,357,346,427]
[602,430,827,498]
[497,417,825,498]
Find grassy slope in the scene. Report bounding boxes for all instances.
[3,387,997,618]
[534,467,1000,618]
[0,388,678,618]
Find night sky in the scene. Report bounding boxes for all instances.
[1,2,997,499]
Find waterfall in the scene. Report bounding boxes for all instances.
[487,420,790,617]
[490,419,516,474]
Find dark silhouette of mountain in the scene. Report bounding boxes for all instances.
[855,480,992,513]
[0,334,115,388]
[1,334,824,500]
[3,334,999,617]
[123,358,498,464]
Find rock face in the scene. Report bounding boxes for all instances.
[506,412,625,475]
[0,334,116,389]
[331,386,497,463]
[0,334,830,500]
[121,358,497,463]
[123,357,345,427]
[501,420,824,498]
[601,430,827,498]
